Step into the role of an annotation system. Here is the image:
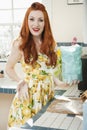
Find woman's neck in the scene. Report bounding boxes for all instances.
[33,36,42,53]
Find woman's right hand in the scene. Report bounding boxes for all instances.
[17,80,29,101]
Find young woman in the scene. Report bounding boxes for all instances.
[6,2,68,128]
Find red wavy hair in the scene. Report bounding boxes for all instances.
[19,2,57,66]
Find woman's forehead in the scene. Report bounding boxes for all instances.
[29,10,44,18]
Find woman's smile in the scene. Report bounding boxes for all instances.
[32,27,40,32]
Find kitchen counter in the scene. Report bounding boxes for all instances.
[0,77,17,94]
[0,61,24,94]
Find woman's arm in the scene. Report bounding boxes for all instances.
[5,39,29,100]
[5,39,23,82]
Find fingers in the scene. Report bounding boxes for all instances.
[18,91,29,101]
[67,80,80,86]
[80,95,86,102]
[17,80,26,91]
[80,90,87,102]
[17,83,29,101]
[23,91,29,100]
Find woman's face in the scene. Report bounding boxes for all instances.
[28,10,45,37]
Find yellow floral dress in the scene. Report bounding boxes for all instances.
[8,50,62,128]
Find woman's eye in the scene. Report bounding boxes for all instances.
[29,18,34,21]
[39,19,44,22]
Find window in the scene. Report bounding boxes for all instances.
[0,0,42,57]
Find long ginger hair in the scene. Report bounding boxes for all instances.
[19,2,57,66]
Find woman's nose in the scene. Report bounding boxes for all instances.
[34,20,39,26]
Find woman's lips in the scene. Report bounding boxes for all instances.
[32,28,40,32]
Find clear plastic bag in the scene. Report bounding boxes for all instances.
[60,44,82,83]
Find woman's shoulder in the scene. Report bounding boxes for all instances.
[12,36,22,48]
[11,36,23,57]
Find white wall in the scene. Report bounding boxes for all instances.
[42,0,83,42]
[83,0,87,43]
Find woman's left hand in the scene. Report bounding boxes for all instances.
[53,77,69,89]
